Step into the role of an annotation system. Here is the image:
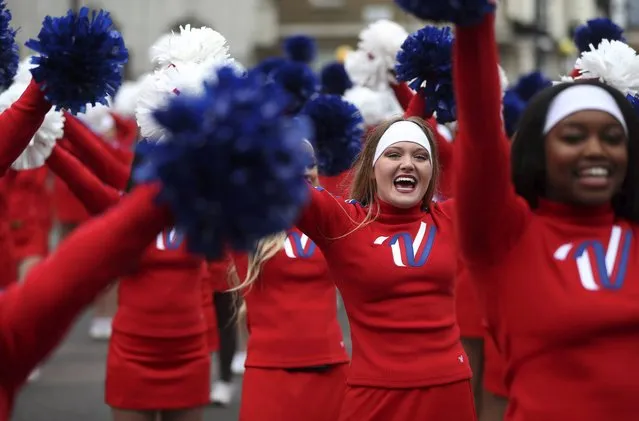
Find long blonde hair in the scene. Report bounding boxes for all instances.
[229,140,320,292]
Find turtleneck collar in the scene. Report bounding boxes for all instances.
[536,198,615,226]
[373,196,425,224]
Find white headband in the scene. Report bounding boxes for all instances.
[373,121,432,166]
[544,85,627,135]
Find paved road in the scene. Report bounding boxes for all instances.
[12,300,351,421]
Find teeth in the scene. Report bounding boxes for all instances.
[394,176,416,184]
[580,167,609,177]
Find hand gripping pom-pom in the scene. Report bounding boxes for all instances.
[394,0,496,26]
[134,66,311,259]
[396,26,456,123]
[0,1,18,90]
[25,7,129,114]
[301,94,364,176]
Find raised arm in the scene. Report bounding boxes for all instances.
[0,81,52,176]
[62,112,131,189]
[0,184,169,387]
[46,143,121,214]
[453,13,529,264]
[296,185,359,247]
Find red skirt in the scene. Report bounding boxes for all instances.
[338,380,477,421]
[106,331,210,409]
[483,333,508,398]
[239,364,348,421]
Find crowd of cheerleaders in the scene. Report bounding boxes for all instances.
[0,6,638,421]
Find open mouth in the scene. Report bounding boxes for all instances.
[394,175,417,193]
[575,166,611,188]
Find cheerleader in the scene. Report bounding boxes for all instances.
[255,111,474,420]
[233,140,349,421]
[42,146,210,421]
[452,8,639,421]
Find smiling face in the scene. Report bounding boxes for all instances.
[544,110,628,206]
[373,141,433,208]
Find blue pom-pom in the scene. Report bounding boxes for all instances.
[301,94,364,176]
[512,71,551,102]
[502,90,526,138]
[25,7,128,114]
[134,66,311,259]
[272,60,319,114]
[394,0,496,26]
[0,1,18,90]
[283,35,317,64]
[320,61,353,96]
[574,18,625,53]
[626,94,639,117]
[254,57,286,79]
[396,26,456,123]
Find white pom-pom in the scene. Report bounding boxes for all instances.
[344,20,408,91]
[576,39,639,96]
[498,65,509,97]
[344,49,389,91]
[358,20,408,72]
[344,85,403,126]
[114,78,146,117]
[0,83,64,170]
[136,61,225,142]
[150,25,232,69]
[77,102,116,136]
[14,57,36,85]
[552,75,576,86]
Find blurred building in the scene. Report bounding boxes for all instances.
[4,0,614,81]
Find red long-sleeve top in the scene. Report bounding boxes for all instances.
[52,112,133,224]
[46,144,206,337]
[6,168,52,261]
[453,13,639,420]
[233,228,349,368]
[0,184,170,419]
[297,187,470,387]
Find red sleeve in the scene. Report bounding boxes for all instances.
[296,185,359,246]
[47,144,121,215]
[390,82,414,111]
[7,170,51,259]
[0,184,169,387]
[111,113,139,150]
[453,14,529,264]
[0,81,52,176]
[109,146,135,167]
[62,113,131,190]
